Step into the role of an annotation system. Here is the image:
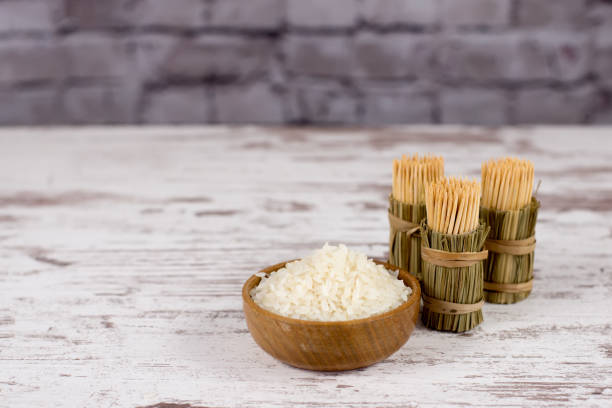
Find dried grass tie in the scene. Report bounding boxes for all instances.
[422,294,485,315]
[388,211,420,258]
[421,246,488,268]
[485,236,536,256]
[484,279,534,293]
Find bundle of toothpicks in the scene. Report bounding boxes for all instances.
[480,157,540,304]
[420,177,490,332]
[389,154,444,281]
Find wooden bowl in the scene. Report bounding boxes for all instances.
[242,260,421,371]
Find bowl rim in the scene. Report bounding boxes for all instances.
[242,259,421,326]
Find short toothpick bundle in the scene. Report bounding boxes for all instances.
[421,177,490,333]
[389,154,444,281]
[481,157,540,304]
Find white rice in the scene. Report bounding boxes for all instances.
[250,243,412,321]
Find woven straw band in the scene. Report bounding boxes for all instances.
[388,211,420,256]
[485,236,536,256]
[421,246,488,268]
[484,279,534,293]
[422,294,484,315]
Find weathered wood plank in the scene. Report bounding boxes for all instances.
[0,126,610,407]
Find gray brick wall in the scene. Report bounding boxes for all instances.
[0,0,610,125]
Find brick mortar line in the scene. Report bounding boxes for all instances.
[0,23,602,39]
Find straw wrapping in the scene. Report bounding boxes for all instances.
[481,197,540,304]
[388,195,427,280]
[420,220,490,333]
[388,211,420,258]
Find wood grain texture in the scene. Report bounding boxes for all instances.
[0,126,610,407]
[243,260,420,371]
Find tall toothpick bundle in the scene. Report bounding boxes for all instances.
[389,154,444,281]
[421,177,489,333]
[480,157,539,304]
[392,154,444,205]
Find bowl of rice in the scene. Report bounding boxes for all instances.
[242,244,421,371]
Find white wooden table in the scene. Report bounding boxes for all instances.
[0,126,610,407]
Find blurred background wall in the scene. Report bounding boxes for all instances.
[0,0,611,126]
